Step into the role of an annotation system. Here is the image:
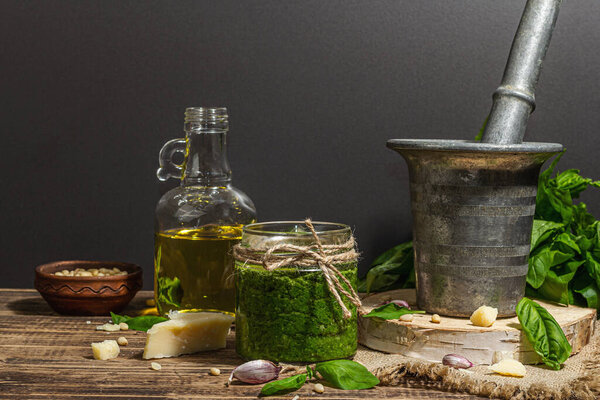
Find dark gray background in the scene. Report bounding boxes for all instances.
[2,0,599,289]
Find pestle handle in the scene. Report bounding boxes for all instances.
[481,0,562,145]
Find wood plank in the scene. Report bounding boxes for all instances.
[0,289,485,399]
[359,289,596,365]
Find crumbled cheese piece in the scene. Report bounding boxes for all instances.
[117,336,128,346]
[431,314,441,323]
[150,362,162,371]
[399,314,414,322]
[470,306,498,327]
[96,323,121,332]
[91,340,120,360]
[142,311,234,359]
[489,359,526,377]
[86,321,91,325]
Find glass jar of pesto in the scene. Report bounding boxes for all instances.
[234,221,358,363]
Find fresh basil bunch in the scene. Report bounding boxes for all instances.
[359,151,600,311]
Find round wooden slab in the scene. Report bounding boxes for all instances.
[358,289,596,365]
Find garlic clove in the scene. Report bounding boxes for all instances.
[442,354,474,369]
[227,360,281,385]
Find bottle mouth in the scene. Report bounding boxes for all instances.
[243,221,351,237]
[184,107,228,123]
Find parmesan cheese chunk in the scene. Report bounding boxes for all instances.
[489,359,526,377]
[91,340,120,360]
[142,311,234,359]
[470,305,498,327]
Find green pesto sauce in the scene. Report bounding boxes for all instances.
[235,262,357,363]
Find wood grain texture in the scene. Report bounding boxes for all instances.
[0,289,485,399]
[359,289,596,365]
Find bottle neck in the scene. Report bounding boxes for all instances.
[181,129,232,186]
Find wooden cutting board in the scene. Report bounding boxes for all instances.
[358,289,596,365]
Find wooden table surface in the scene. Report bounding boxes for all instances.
[0,289,485,399]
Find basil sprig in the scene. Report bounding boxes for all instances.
[259,360,378,396]
[110,312,167,332]
[515,298,572,370]
[363,303,425,319]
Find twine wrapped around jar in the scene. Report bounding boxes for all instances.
[233,218,362,319]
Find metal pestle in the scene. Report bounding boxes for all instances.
[482,0,562,144]
[386,0,564,317]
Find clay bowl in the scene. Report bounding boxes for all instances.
[34,260,143,316]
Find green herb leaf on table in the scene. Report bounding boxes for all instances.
[363,303,425,320]
[515,298,572,370]
[260,373,306,396]
[110,312,167,332]
[315,360,379,390]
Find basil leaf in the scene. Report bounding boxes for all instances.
[315,360,379,390]
[537,258,583,305]
[364,262,409,293]
[110,312,167,332]
[260,373,306,396]
[584,253,600,289]
[555,169,600,199]
[530,219,564,252]
[359,242,414,293]
[527,250,553,289]
[371,242,413,266]
[516,298,572,370]
[110,312,128,324]
[363,303,425,320]
[578,286,600,309]
[553,232,581,255]
[306,365,314,380]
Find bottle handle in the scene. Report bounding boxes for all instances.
[157,138,186,181]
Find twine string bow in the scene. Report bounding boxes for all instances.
[233,218,362,319]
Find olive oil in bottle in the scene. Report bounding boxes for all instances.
[154,107,257,316]
[154,225,242,315]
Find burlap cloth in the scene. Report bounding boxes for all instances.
[352,321,600,399]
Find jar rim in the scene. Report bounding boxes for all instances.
[243,221,350,237]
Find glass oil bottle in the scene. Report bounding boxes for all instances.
[154,107,257,316]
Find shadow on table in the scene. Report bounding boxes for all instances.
[7,296,56,315]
